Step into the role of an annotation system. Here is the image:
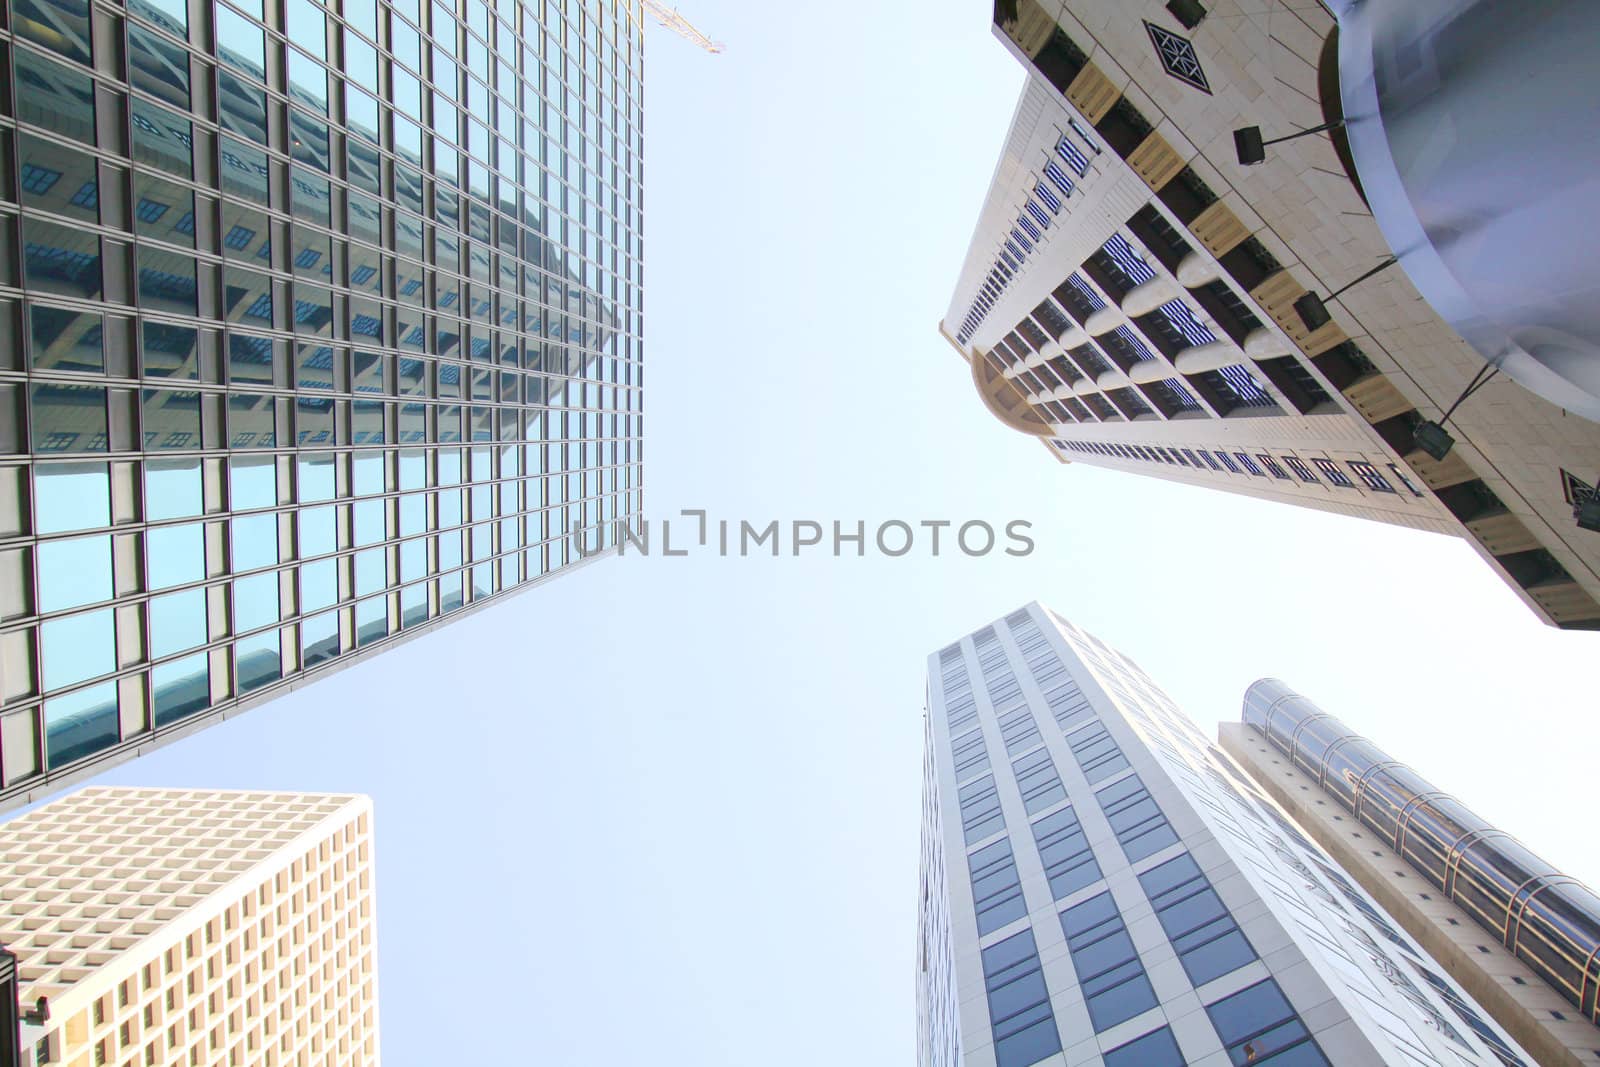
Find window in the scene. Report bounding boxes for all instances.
[136,198,170,223]
[1139,853,1256,984]
[968,837,1028,935]
[1217,450,1242,473]
[1205,980,1329,1065]
[1056,136,1091,178]
[981,930,1062,1067]
[1032,804,1101,900]
[1388,464,1426,497]
[1311,458,1355,488]
[1068,721,1130,783]
[224,225,256,250]
[1060,892,1159,1031]
[1348,460,1395,493]
[997,704,1041,754]
[1258,454,1290,480]
[1234,452,1264,476]
[960,775,1005,844]
[1012,747,1066,814]
[952,728,990,782]
[1284,455,1318,483]
[1105,1026,1184,1067]
[21,163,63,194]
[1097,775,1178,860]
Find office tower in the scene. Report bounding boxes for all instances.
[917,603,1529,1066]
[0,787,378,1067]
[941,0,1600,630]
[1223,679,1600,1067]
[0,0,645,809]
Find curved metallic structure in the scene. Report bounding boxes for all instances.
[1332,0,1600,421]
[1243,678,1600,1023]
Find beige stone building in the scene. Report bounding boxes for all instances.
[0,787,379,1067]
[1223,679,1600,1067]
[942,0,1600,629]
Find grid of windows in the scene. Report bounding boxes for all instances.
[1031,803,1100,900]
[969,837,1028,936]
[1011,746,1066,814]
[1060,891,1159,1031]
[1097,773,1179,861]
[960,774,1005,845]
[1,0,644,802]
[1067,720,1130,783]
[1138,852,1257,985]
[1052,440,1421,504]
[981,930,1062,1067]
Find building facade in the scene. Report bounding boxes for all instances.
[941,0,1600,630]
[917,603,1530,1067]
[0,786,379,1067]
[0,0,645,809]
[1223,678,1600,1067]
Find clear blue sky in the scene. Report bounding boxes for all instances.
[66,1,1600,1062]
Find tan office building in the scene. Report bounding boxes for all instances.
[942,0,1600,629]
[1223,679,1600,1067]
[0,787,379,1067]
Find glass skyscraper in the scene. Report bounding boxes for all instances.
[918,604,1529,1067]
[0,0,643,806]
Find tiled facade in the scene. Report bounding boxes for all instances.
[0,786,378,1067]
[1223,680,1600,1067]
[941,0,1600,630]
[0,0,646,810]
[918,603,1529,1067]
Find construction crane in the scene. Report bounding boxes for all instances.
[634,0,723,53]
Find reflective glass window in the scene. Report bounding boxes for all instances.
[149,587,206,657]
[41,608,115,690]
[35,463,110,533]
[152,652,209,725]
[231,513,277,572]
[237,630,280,691]
[30,306,104,374]
[15,0,92,64]
[144,459,203,520]
[229,455,276,510]
[37,535,112,612]
[128,24,190,108]
[147,522,204,589]
[32,383,107,453]
[45,681,119,768]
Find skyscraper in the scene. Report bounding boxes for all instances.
[941,0,1600,629]
[918,603,1529,1066]
[0,786,379,1067]
[1222,679,1600,1067]
[0,0,644,808]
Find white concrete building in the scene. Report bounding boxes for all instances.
[0,787,379,1067]
[917,603,1530,1066]
[941,0,1600,630]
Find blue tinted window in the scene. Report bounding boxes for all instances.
[1031,804,1101,900]
[1104,1026,1184,1067]
[1139,853,1256,985]
[1206,979,1329,1066]
[968,837,1028,936]
[1097,774,1179,860]
[1060,892,1158,1031]
[981,930,1062,1067]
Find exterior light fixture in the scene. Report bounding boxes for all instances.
[1234,119,1345,166]
[1412,364,1501,462]
[1293,257,1399,332]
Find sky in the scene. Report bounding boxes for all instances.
[43,0,1600,1063]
